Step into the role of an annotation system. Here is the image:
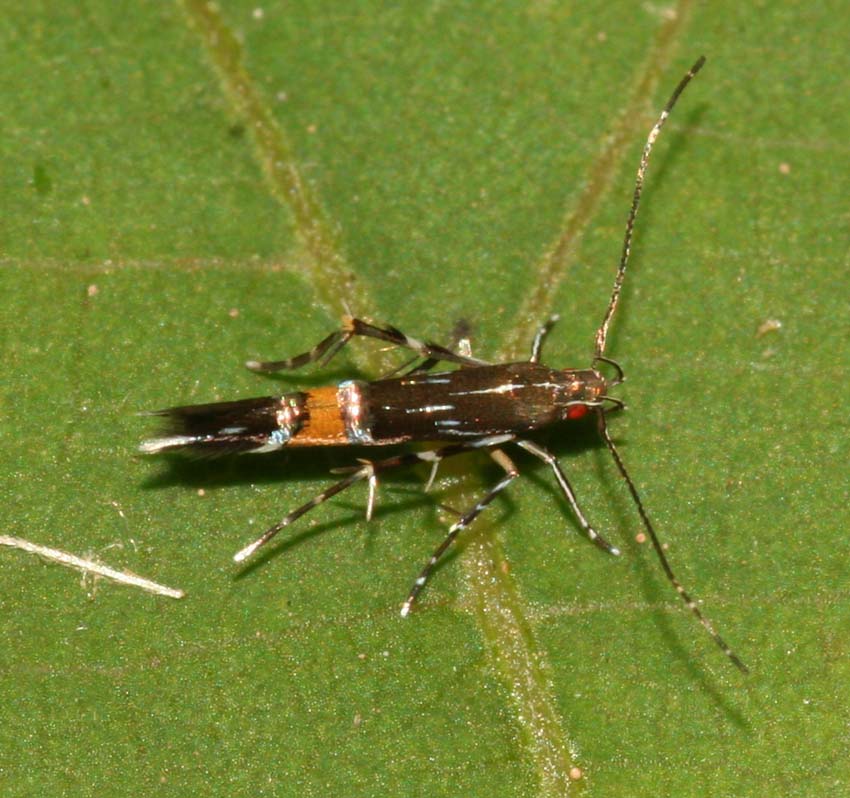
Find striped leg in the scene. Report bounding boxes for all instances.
[401,447,519,617]
[515,439,621,556]
[233,434,514,563]
[246,327,352,372]
[529,314,560,364]
[385,325,475,380]
[246,316,489,374]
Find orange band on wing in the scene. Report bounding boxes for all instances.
[287,386,349,446]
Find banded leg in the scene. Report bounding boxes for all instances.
[383,323,475,380]
[401,448,519,617]
[515,439,621,556]
[398,311,555,376]
[529,315,560,364]
[246,316,489,374]
[330,459,380,521]
[233,434,514,563]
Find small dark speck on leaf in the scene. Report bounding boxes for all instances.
[32,162,52,195]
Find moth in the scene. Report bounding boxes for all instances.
[142,57,746,671]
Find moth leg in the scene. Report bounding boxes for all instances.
[247,316,489,374]
[515,438,621,556]
[528,314,560,364]
[401,446,518,617]
[385,326,475,380]
[246,327,353,373]
[233,436,513,564]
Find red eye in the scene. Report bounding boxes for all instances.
[567,405,588,421]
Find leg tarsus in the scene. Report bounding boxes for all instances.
[400,447,519,616]
[515,438,620,556]
[246,325,353,373]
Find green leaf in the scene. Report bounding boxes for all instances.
[1,2,847,796]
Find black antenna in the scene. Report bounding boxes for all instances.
[597,410,748,672]
[593,57,748,672]
[595,56,706,359]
